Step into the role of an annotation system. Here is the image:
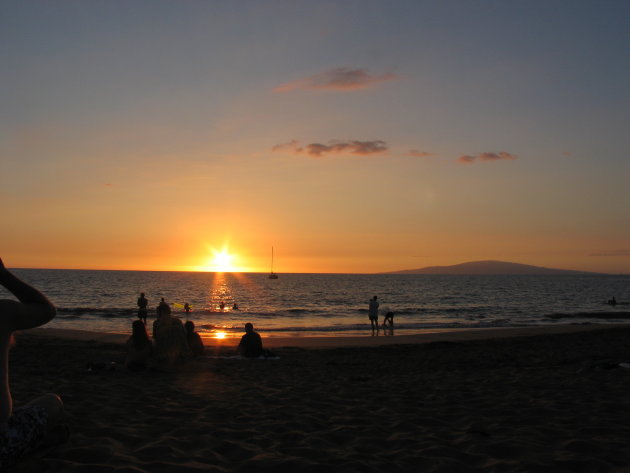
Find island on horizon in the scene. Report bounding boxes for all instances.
[380,260,604,275]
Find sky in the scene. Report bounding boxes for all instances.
[1,1,629,274]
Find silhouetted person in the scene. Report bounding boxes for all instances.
[238,323,264,358]
[125,320,152,371]
[137,292,148,324]
[156,297,170,318]
[0,257,66,469]
[219,302,225,311]
[184,320,204,358]
[232,303,239,310]
[184,303,191,316]
[609,296,617,306]
[382,311,395,336]
[368,295,379,335]
[152,301,190,367]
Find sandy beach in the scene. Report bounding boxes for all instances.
[10,324,630,472]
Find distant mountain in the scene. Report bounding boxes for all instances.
[381,260,601,275]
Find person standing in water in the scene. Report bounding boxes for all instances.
[368,295,380,335]
[137,292,148,324]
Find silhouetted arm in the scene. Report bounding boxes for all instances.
[0,258,56,331]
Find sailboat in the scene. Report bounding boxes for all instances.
[269,246,279,279]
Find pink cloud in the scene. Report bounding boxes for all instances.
[408,150,436,158]
[274,68,398,92]
[457,151,519,164]
[273,139,388,157]
[457,155,477,164]
[479,152,518,161]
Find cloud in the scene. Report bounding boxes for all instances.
[457,155,477,164]
[589,249,630,257]
[273,139,388,157]
[457,151,519,164]
[479,152,518,161]
[274,68,398,92]
[271,140,301,152]
[408,150,436,158]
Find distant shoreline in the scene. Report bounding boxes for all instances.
[380,260,608,275]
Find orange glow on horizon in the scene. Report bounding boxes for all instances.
[193,244,252,272]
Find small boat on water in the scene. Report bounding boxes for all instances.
[269,246,279,279]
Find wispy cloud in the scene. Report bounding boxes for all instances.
[273,139,388,157]
[589,249,630,257]
[457,155,477,164]
[274,68,398,92]
[408,150,436,158]
[457,151,519,164]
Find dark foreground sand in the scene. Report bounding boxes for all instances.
[10,324,630,472]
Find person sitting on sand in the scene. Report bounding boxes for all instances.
[125,320,153,371]
[152,303,191,366]
[237,323,264,358]
[184,321,204,358]
[0,257,67,470]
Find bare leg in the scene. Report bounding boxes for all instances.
[26,393,65,433]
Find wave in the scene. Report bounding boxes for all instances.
[57,308,135,318]
[193,320,549,334]
[545,311,630,320]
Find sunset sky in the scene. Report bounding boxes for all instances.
[2,1,629,274]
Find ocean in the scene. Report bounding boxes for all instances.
[2,269,629,338]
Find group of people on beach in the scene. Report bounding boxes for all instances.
[129,293,270,370]
[127,295,205,371]
[368,295,394,335]
[0,259,272,470]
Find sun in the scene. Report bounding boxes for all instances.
[210,250,235,272]
[193,243,250,272]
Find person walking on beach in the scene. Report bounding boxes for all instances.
[137,292,148,324]
[0,257,67,470]
[368,295,380,335]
